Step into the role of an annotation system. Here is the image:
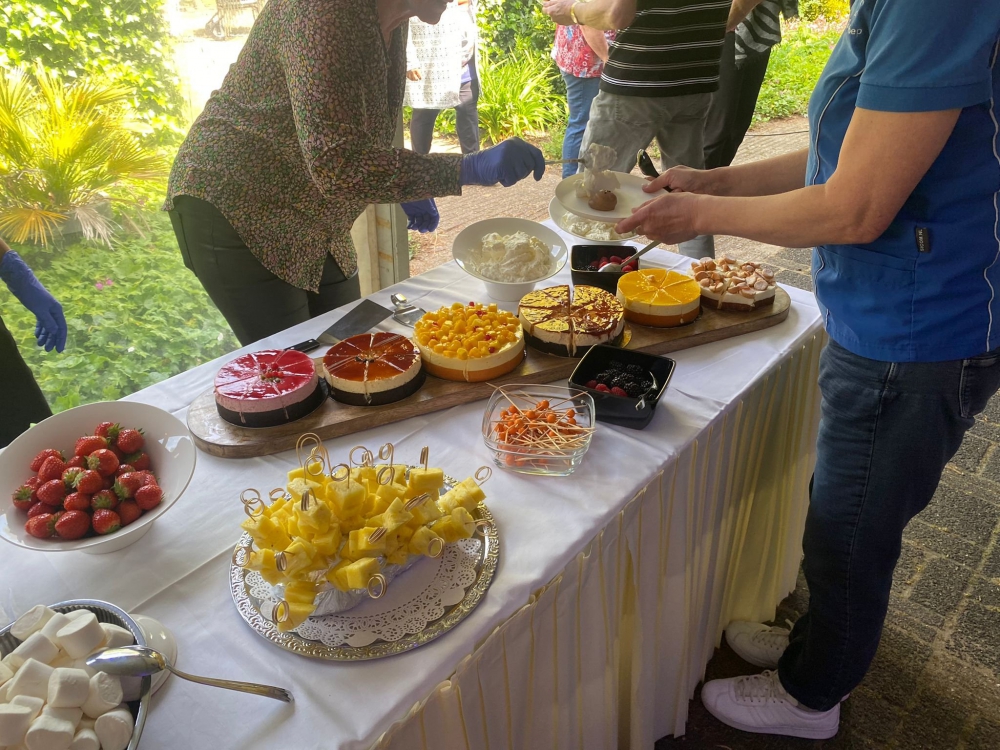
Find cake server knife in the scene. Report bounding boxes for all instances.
[288,299,394,352]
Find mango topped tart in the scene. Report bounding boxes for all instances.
[616,269,701,327]
[413,302,525,382]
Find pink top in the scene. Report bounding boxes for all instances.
[552,25,615,79]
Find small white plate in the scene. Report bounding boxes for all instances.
[554,172,655,223]
[548,197,635,245]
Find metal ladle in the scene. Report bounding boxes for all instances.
[598,240,660,273]
[86,646,293,703]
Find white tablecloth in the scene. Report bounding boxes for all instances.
[0,238,823,750]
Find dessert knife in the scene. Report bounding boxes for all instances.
[288,299,394,352]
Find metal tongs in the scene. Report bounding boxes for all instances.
[636,149,673,192]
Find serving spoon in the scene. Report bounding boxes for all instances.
[86,646,293,703]
[598,240,660,273]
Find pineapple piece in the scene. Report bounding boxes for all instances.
[408,467,445,493]
[365,512,385,528]
[287,477,322,503]
[287,462,324,483]
[326,560,353,591]
[310,526,342,556]
[360,491,376,518]
[284,579,318,606]
[370,493,395,516]
[375,481,407,505]
[381,498,414,532]
[277,601,314,632]
[269,496,289,516]
[409,526,444,556]
[410,499,443,526]
[284,515,301,539]
[241,515,291,551]
[395,525,415,545]
[384,530,400,557]
[458,477,487,504]
[295,497,332,535]
[431,507,476,543]
[386,547,409,566]
[348,527,387,557]
[283,538,318,575]
[328,480,366,519]
[340,514,366,533]
[343,557,381,590]
[350,465,377,483]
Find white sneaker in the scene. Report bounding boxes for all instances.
[724,620,791,668]
[701,670,840,740]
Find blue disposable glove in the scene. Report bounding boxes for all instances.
[459,138,546,187]
[401,199,440,233]
[0,250,67,353]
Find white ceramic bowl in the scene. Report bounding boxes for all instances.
[0,401,196,554]
[452,218,567,301]
[548,197,635,246]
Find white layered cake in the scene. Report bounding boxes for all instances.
[322,332,424,406]
[214,349,326,427]
[690,257,777,311]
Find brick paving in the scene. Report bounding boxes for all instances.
[412,117,1000,749]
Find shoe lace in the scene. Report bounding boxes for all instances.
[733,670,796,705]
[748,620,792,651]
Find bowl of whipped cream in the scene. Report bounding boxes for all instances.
[452,218,568,301]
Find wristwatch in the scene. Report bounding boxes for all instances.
[569,1,581,24]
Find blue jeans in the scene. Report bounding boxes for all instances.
[778,340,1000,711]
[560,72,601,179]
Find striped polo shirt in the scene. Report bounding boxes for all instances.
[600,0,731,98]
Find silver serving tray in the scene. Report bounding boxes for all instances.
[0,599,150,750]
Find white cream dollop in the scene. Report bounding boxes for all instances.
[465,232,556,283]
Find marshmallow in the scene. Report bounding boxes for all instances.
[81,672,122,720]
[68,662,95,679]
[97,624,133,651]
[11,607,57,642]
[48,654,74,670]
[38,616,72,644]
[69,727,99,750]
[41,707,81,729]
[25,714,75,750]
[2,653,22,672]
[9,634,59,671]
[78,717,95,731]
[53,617,103,661]
[47,670,90,709]
[0,660,13,687]
[7,660,55,701]
[94,708,132,750]
[11,695,44,721]
[0,704,34,746]
[62,612,90,623]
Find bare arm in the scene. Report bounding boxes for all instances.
[617,108,961,247]
[727,0,765,31]
[542,0,636,31]
[580,25,610,62]
[0,236,9,259]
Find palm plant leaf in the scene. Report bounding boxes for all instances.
[0,206,67,246]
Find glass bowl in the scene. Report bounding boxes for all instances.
[481,384,595,476]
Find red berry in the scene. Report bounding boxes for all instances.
[74,435,108,458]
[609,256,623,265]
[25,476,40,490]
[115,464,136,478]
[63,492,92,512]
[134,484,162,511]
[125,451,151,472]
[66,455,86,470]
[94,422,121,442]
[599,257,609,265]
[595,383,611,392]
[27,501,51,518]
[621,265,636,273]
[585,379,598,389]
[91,509,121,535]
[12,483,37,511]
[55,510,91,540]
[115,428,144,454]
[117,500,142,526]
[38,455,68,483]
[25,513,57,539]
[30,448,64,473]
[37,479,68,506]
[132,470,157,487]
[91,489,119,511]
[75,469,103,495]
[111,446,126,462]
[113,473,143,500]
[610,386,629,397]
[62,467,84,489]
[87,449,120,477]
[102,476,115,490]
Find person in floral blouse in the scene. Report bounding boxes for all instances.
[166,0,544,347]
[552,24,614,179]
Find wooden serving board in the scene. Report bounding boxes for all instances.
[188,289,790,458]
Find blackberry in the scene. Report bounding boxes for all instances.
[596,370,614,384]
[638,379,653,393]
[607,361,625,371]
[610,374,629,389]
[625,383,644,399]
[625,364,645,377]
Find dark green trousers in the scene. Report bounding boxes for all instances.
[168,196,361,347]
[1,314,52,447]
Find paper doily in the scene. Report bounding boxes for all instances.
[246,539,480,647]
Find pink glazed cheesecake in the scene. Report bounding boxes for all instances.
[214,349,326,427]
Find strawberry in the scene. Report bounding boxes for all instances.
[132,470,157,487]
[111,445,127,462]
[115,428,144,454]
[94,421,121,442]
[63,492,92,512]
[125,451,151,472]
[75,469,103,495]
[610,386,629,398]
[609,255,624,265]
[37,479,68,506]
[87,449,119,477]
[102,476,115,490]
[38,455,68,483]
[115,463,135,478]
[30,448,64,473]
[134,483,162,511]
[66,455,86,469]
[91,489,119,511]
[55,510,91,540]
[113,473,143,500]
[27,501,51,518]
[91,509,121,535]
[74,435,108,458]
[62,466,84,488]
[25,476,40,490]
[117,500,142,526]
[12,483,37,511]
[25,513,58,539]
[621,265,636,274]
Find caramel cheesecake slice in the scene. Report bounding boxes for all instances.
[322,333,424,406]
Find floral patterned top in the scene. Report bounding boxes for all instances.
[552,25,615,79]
[165,0,464,292]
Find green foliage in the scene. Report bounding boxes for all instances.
[754,18,845,124]
[798,0,849,21]
[0,0,184,141]
[477,47,567,145]
[0,68,170,246]
[0,212,240,412]
[477,0,555,60]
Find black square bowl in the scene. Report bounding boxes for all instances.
[570,245,641,294]
[568,345,675,430]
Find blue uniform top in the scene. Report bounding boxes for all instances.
[808,0,1000,362]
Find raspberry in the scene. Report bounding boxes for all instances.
[595,383,610,392]
[585,379,598,389]
[609,256,623,265]
[622,265,636,273]
[610,387,629,398]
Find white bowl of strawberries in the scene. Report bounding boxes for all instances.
[0,401,196,554]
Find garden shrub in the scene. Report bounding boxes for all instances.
[798,0,849,21]
[477,0,556,60]
[477,46,566,144]
[0,0,184,142]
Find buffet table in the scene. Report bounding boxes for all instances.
[1,242,823,749]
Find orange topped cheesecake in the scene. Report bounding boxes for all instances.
[518,285,625,357]
[616,269,701,327]
[322,333,424,406]
[413,302,525,382]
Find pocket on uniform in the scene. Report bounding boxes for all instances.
[960,350,1000,418]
